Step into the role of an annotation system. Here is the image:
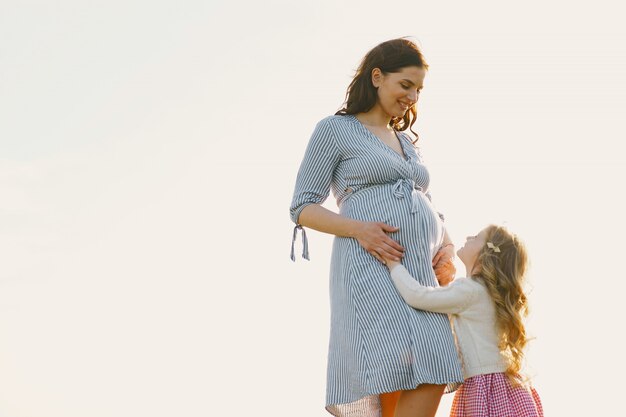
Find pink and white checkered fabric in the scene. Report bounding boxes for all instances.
[450,373,543,417]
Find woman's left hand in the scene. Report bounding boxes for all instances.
[434,259,455,286]
[432,244,454,267]
[433,245,456,286]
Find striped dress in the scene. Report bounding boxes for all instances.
[290,114,463,416]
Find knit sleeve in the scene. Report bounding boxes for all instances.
[389,265,475,314]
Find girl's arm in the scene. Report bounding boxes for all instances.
[387,263,475,314]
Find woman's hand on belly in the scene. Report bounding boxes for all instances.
[434,260,456,286]
[353,221,405,264]
[433,245,456,286]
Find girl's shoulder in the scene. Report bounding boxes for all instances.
[456,276,488,288]
[460,277,495,303]
[449,277,490,297]
[449,276,479,288]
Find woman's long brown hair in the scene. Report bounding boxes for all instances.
[335,38,428,144]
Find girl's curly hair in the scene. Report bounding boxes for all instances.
[472,225,530,385]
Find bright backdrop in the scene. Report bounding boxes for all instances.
[1,1,625,416]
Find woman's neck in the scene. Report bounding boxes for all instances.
[355,107,391,129]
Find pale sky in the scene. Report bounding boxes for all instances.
[1,1,625,416]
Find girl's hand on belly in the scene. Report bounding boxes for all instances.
[353,221,405,264]
[381,254,400,270]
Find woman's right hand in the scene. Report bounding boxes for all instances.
[353,221,405,264]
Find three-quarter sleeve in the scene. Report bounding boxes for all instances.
[289,118,341,224]
[389,264,475,314]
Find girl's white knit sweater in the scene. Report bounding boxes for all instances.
[390,264,509,379]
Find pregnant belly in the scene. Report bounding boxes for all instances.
[339,183,444,256]
[340,184,438,222]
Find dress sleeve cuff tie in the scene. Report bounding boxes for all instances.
[290,224,310,262]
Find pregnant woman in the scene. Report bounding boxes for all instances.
[290,38,463,417]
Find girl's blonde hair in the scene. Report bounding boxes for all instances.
[472,225,530,385]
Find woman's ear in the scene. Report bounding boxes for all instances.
[371,68,383,88]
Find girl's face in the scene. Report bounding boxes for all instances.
[372,66,426,119]
[457,228,489,272]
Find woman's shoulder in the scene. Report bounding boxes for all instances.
[311,115,358,144]
[306,115,356,151]
[317,114,354,128]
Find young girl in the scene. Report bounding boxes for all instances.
[381,225,543,417]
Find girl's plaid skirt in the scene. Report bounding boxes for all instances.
[450,373,543,417]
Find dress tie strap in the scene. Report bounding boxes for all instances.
[290,224,310,262]
[392,178,422,214]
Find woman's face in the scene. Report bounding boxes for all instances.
[457,228,489,272]
[372,66,426,118]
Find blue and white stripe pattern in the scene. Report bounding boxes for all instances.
[290,115,463,416]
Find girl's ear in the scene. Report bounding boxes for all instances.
[371,68,383,88]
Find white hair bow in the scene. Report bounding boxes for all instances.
[487,242,501,253]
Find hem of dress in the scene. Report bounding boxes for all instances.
[325,378,464,417]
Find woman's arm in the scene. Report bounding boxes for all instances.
[290,118,404,263]
[298,204,405,262]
